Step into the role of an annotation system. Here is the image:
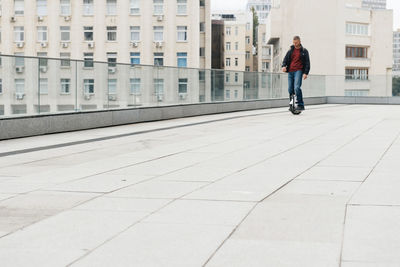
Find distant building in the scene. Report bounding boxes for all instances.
[362,0,386,9]
[266,0,393,96]
[246,0,272,23]
[394,29,400,76]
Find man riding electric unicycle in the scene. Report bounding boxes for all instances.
[282,36,310,115]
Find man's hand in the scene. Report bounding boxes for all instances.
[282,67,287,72]
[303,74,308,80]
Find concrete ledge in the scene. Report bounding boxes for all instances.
[0,97,326,140]
[327,96,400,105]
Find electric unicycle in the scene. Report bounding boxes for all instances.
[289,94,302,115]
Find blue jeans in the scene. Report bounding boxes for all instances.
[288,70,304,107]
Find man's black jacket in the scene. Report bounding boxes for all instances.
[282,45,310,75]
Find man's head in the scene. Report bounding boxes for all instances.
[293,36,301,48]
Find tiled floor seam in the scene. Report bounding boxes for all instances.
[338,128,400,267]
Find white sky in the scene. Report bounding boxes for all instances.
[211,0,400,30]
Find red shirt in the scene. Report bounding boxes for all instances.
[290,47,303,72]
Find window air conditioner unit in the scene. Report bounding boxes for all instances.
[16,66,24,73]
[38,16,44,22]
[10,16,16,22]
[84,94,92,100]
[62,42,69,48]
[64,16,71,21]
[131,42,138,47]
[40,42,48,48]
[156,42,163,48]
[157,15,164,21]
[88,42,95,48]
[108,67,117,74]
[16,42,24,48]
[15,93,25,100]
[108,95,117,101]
[179,93,187,100]
[40,66,48,73]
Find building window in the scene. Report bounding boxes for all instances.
[84,26,93,41]
[107,26,117,41]
[346,23,368,36]
[262,62,269,70]
[200,47,205,57]
[0,79,2,94]
[178,78,188,93]
[177,26,188,42]
[14,0,24,15]
[107,53,117,67]
[154,26,163,41]
[235,26,238,35]
[225,90,230,99]
[226,58,231,67]
[84,79,94,94]
[153,0,163,15]
[226,42,231,51]
[245,66,250,71]
[60,0,70,15]
[345,68,369,80]
[199,70,205,81]
[200,0,205,7]
[84,53,94,68]
[226,27,231,35]
[246,23,251,31]
[246,36,250,44]
[106,0,117,15]
[60,26,70,41]
[345,90,369,96]
[108,79,117,94]
[246,51,250,60]
[177,0,187,15]
[346,46,368,58]
[130,26,140,41]
[130,78,141,94]
[130,0,140,15]
[14,26,24,42]
[154,79,164,97]
[130,52,140,65]
[225,73,230,82]
[235,58,238,66]
[15,53,24,66]
[15,79,25,94]
[235,73,238,82]
[235,42,238,50]
[37,0,47,16]
[177,52,187,67]
[37,52,48,67]
[61,78,70,94]
[37,26,48,42]
[200,22,205,33]
[39,78,48,94]
[83,0,94,15]
[60,52,70,67]
[234,90,238,98]
[154,52,164,66]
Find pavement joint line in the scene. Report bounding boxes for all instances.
[0,104,347,158]
[338,126,400,267]
[67,106,347,265]
[203,117,387,266]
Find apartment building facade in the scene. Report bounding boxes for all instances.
[394,29,400,76]
[246,0,272,23]
[0,0,212,116]
[266,0,393,96]
[362,0,386,9]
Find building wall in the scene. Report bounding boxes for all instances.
[393,29,400,76]
[0,0,211,69]
[266,0,393,96]
[0,0,212,116]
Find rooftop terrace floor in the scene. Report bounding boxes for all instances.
[0,104,400,266]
